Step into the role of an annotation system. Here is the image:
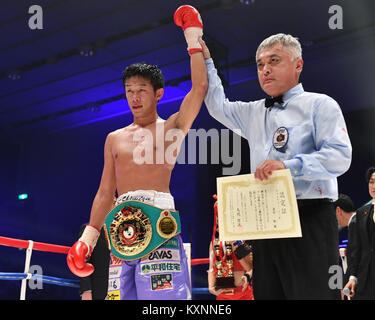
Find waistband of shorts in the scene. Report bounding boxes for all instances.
[115,190,175,209]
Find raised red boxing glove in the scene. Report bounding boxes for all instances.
[174,5,203,54]
[66,225,100,277]
[174,5,203,30]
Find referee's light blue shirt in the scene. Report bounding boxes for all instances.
[204,58,352,200]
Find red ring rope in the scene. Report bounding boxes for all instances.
[191,258,209,265]
[0,235,211,265]
[0,236,70,254]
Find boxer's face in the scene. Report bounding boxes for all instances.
[369,172,375,199]
[125,76,164,116]
[256,43,303,97]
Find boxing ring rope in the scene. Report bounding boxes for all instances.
[0,236,70,254]
[0,236,74,299]
[191,258,209,266]
[0,235,210,299]
[0,272,80,288]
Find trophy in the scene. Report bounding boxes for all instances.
[211,194,235,290]
[213,239,235,290]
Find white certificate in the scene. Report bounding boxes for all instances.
[216,169,302,241]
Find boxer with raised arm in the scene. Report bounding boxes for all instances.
[67,5,207,300]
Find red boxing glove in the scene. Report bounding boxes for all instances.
[66,225,100,277]
[174,5,203,54]
[174,5,203,30]
[67,241,94,277]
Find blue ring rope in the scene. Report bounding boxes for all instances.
[192,287,210,295]
[0,272,79,288]
[0,272,210,294]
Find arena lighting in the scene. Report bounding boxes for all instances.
[78,44,95,57]
[240,0,255,4]
[88,103,101,113]
[18,193,28,200]
[7,69,22,80]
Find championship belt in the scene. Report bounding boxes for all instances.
[104,200,181,261]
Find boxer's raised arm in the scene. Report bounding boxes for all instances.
[172,49,207,135]
[167,5,208,135]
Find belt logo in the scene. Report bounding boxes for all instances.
[156,210,178,238]
[109,205,152,256]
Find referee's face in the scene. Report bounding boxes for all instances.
[256,43,303,97]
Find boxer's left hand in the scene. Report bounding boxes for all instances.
[254,159,285,181]
[174,5,203,54]
[174,5,203,31]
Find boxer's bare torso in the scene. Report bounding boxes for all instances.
[110,117,181,195]
[105,74,184,195]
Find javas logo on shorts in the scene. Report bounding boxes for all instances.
[109,205,152,256]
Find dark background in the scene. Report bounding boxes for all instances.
[0,0,374,299]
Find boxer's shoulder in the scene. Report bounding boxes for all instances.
[108,125,136,139]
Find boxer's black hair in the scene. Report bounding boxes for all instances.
[365,167,375,184]
[122,62,165,92]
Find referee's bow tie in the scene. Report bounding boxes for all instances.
[265,95,283,108]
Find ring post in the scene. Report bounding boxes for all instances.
[20,240,34,300]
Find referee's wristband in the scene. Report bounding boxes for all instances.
[234,243,251,260]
